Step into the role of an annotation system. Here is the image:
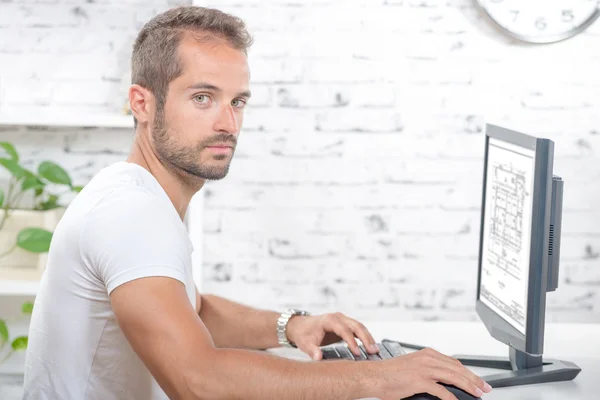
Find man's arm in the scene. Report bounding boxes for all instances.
[111,277,369,399]
[195,288,280,349]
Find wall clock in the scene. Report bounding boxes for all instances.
[475,0,600,43]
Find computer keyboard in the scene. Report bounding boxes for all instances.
[321,339,406,361]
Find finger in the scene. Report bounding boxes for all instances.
[428,367,484,399]
[346,319,378,354]
[305,344,323,361]
[432,353,490,394]
[425,382,459,400]
[325,319,361,356]
[447,359,491,394]
[295,335,324,361]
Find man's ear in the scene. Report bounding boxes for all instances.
[129,84,154,125]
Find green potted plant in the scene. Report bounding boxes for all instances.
[0,301,32,366]
[0,142,83,279]
[0,301,33,392]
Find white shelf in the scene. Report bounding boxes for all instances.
[0,111,134,128]
[0,280,38,296]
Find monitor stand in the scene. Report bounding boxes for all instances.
[393,341,581,388]
[452,346,581,388]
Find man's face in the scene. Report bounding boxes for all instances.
[152,33,251,181]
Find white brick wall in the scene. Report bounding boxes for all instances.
[0,0,599,324]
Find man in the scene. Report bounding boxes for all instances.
[24,6,492,400]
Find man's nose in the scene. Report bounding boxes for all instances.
[214,104,239,134]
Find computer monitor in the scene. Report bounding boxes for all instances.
[389,124,580,387]
[454,124,581,388]
[478,124,551,351]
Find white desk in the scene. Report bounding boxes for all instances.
[269,321,600,399]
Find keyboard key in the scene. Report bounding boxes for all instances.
[377,346,393,360]
[322,347,341,360]
[382,341,406,357]
[359,344,383,361]
[356,346,369,361]
[335,346,356,360]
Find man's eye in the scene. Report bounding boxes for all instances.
[232,99,247,108]
[194,95,209,104]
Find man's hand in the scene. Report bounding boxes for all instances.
[374,347,492,400]
[286,312,379,360]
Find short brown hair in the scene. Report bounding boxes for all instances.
[131,6,253,126]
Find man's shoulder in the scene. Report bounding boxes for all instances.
[85,161,157,193]
[79,187,171,239]
[77,162,167,217]
[73,161,189,261]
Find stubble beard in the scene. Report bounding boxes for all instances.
[152,109,234,181]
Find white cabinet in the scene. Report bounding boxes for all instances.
[0,111,133,129]
[0,374,24,400]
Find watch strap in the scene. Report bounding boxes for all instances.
[276,308,310,348]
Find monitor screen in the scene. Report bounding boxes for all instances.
[479,137,536,334]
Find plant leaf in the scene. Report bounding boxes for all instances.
[22,302,34,314]
[0,319,8,344]
[39,194,60,210]
[11,336,28,351]
[22,178,45,191]
[0,142,19,161]
[17,228,53,253]
[0,188,4,208]
[38,161,72,186]
[0,158,25,180]
[21,169,45,191]
[72,185,84,193]
[34,187,44,197]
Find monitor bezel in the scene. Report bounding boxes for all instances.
[476,124,554,356]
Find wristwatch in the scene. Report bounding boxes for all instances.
[277,308,310,348]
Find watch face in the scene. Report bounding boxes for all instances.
[475,0,600,43]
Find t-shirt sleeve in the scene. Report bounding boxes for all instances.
[79,188,190,295]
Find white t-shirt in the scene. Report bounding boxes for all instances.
[23,161,196,400]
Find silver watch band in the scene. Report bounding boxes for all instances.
[277,308,310,348]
